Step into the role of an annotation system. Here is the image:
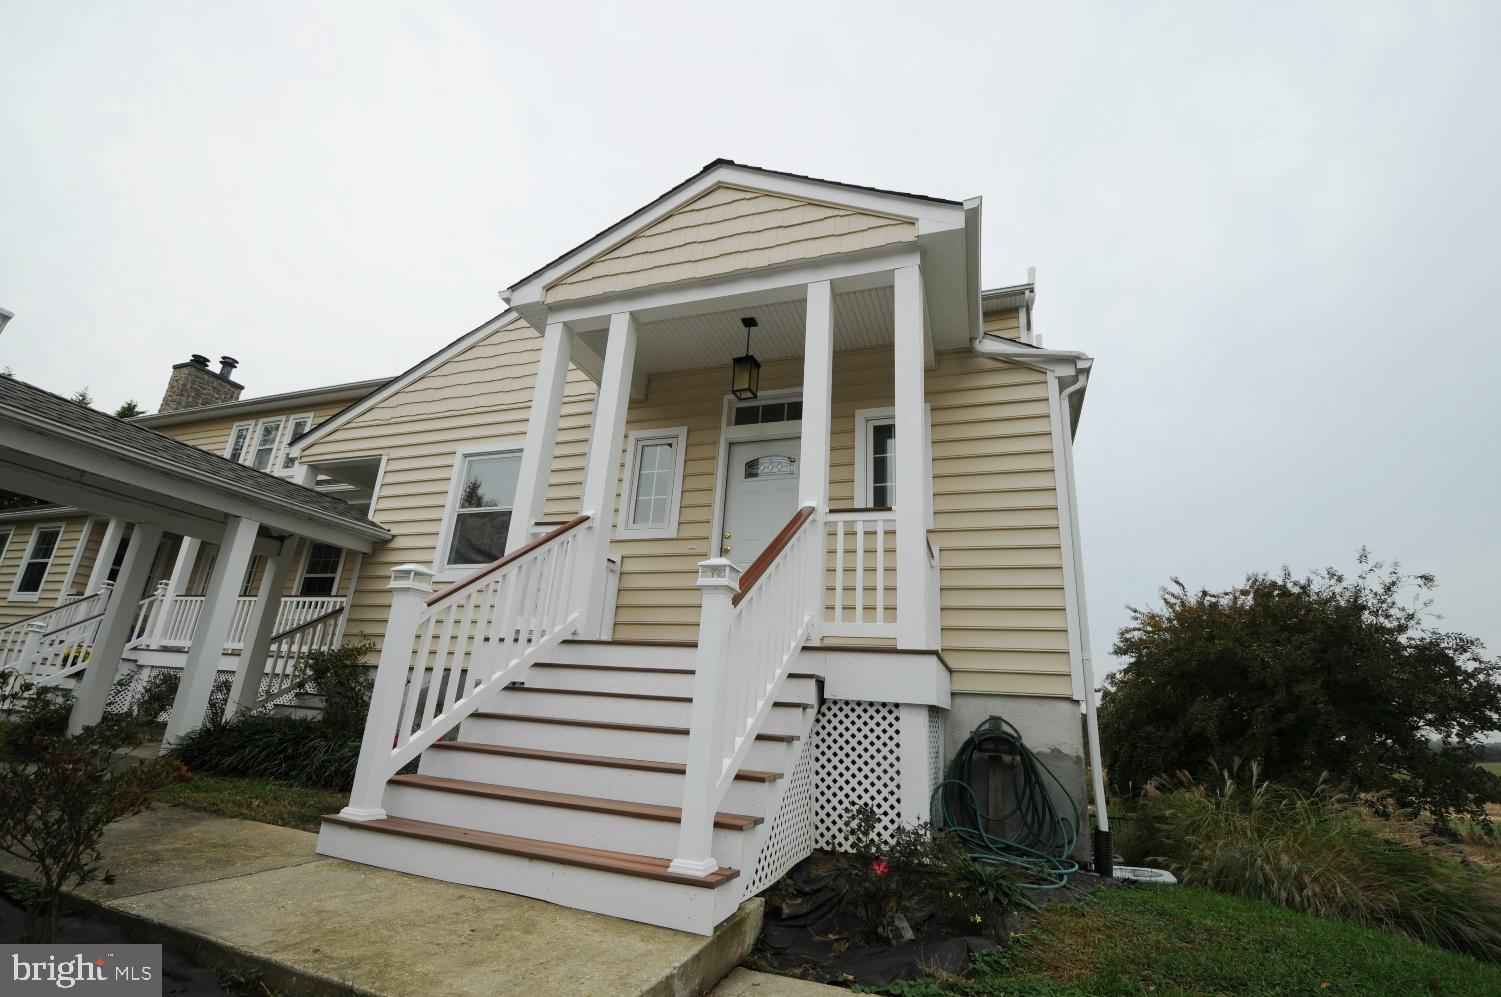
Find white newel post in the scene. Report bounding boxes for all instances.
[506,320,573,553]
[576,311,637,638]
[69,524,163,733]
[800,279,834,641]
[225,539,296,718]
[162,518,260,749]
[893,265,931,649]
[671,557,741,877]
[143,580,170,640]
[342,563,434,820]
[86,518,128,594]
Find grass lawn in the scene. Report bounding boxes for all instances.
[890,884,1501,996]
[152,774,346,832]
[1480,761,1501,776]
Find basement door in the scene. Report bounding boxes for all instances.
[721,438,800,572]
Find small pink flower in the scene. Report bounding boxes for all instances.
[871,859,890,876]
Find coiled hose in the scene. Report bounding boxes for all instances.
[932,716,1081,889]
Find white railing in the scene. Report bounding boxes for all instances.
[248,606,347,709]
[0,584,115,692]
[340,515,591,819]
[131,595,346,650]
[825,508,898,638]
[671,503,822,876]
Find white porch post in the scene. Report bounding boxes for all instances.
[506,320,574,553]
[151,536,201,644]
[893,265,932,649]
[225,538,296,719]
[799,280,834,642]
[86,517,127,593]
[68,523,164,733]
[576,311,637,637]
[162,517,260,749]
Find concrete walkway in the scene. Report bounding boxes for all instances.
[0,806,762,997]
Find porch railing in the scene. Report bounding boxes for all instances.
[0,583,115,692]
[825,508,898,638]
[128,594,346,651]
[671,502,821,875]
[341,515,591,818]
[248,606,348,710]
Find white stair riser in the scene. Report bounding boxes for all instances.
[500,691,808,736]
[317,822,736,935]
[458,715,794,770]
[383,783,750,867]
[417,747,776,815]
[525,666,818,704]
[552,642,699,669]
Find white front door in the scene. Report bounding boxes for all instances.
[721,438,801,571]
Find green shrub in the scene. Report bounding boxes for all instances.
[171,712,360,790]
[1,683,74,760]
[292,638,374,736]
[1119,765,1501,962]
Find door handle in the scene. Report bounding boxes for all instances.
[723,531,733,540]
[721,544,733,555]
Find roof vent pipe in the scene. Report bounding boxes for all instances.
[218,356,239,379]
[190,354,210,368]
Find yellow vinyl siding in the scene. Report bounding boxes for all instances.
[983,308,1022,339]
[0,516,91,627]
[547,185,916,303]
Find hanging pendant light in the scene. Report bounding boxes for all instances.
[731,316,762,400]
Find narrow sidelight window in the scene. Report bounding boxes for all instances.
[619,427,687,540]
[869,421,896,507]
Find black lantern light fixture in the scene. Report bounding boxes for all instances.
[731,316,762,400]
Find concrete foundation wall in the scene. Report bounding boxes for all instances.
[941,693,1090,860]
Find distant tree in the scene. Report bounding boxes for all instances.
[0,491,48,512]
[113,399,144,419]
[1,366,12,378]
[1100,551,1501,822]
[69,387,93,408]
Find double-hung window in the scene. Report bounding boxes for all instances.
[250,419,283,471]
[11,524,63,602]
[618,427,687,540]
[226,422,253,463]
[282,415,313,471]
[298,543,343,596]
[441,450,522,570]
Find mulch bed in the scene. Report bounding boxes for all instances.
[751,851,1114,989]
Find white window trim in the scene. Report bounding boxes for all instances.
[295,541,345,597]
[706,389,804,560]
[247,416,285,472]
[225,421,254,461]
[615,426,688,541]
[0,528,15,586]
[853,405,933,527]
[9,522,65,604]
[278,412,316,476]
[433,441,525,582]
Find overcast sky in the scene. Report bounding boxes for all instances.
[2,2,1497,674]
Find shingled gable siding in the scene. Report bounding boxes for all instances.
[300,306,1073,699]
[546,184,917,304]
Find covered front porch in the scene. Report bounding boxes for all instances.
[0,375,389,742]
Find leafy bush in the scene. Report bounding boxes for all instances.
[0,676,186,941]
[293,638,374,735]
[1,683,74,760]
[1118,766,1501,962]
[1102,552,1501,822]
[171,712,361,790]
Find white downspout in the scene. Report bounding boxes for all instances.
[1057,370,1109,844]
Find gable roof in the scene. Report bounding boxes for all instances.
[0,375,389,543]
[132,376,392,429]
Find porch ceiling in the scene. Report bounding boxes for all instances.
[575,285,897,378]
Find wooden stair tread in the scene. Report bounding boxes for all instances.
[427,741,781,782]
[506,685,806,709]
[471,712,799,742]
[532,661,819,681]
[388,773,762,829]
[322,814,738,888]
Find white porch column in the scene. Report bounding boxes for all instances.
[151,536,201,644]
[162,517,260,749]
[86,518,127,593]
[893,265,932,648]
[68,523,164,733]
[576,311,637,637]
[798,280,834,510]
[506,320,574,552]
[225,538,296,719]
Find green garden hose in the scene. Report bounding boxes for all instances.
[932,716,1081,889]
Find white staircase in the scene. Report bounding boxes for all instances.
[318,506,826,934]
[319,642,819,933]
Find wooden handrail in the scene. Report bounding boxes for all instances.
[427,514,591,607]
[268,606,345,644]
[733,505,816,607]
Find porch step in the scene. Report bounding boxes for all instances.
[526,661,820,702]
[501,685,810,735]
[460,712,798,770]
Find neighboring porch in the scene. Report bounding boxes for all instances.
[0,374,389,741]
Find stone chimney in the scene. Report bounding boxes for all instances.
[158,354,244,413]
